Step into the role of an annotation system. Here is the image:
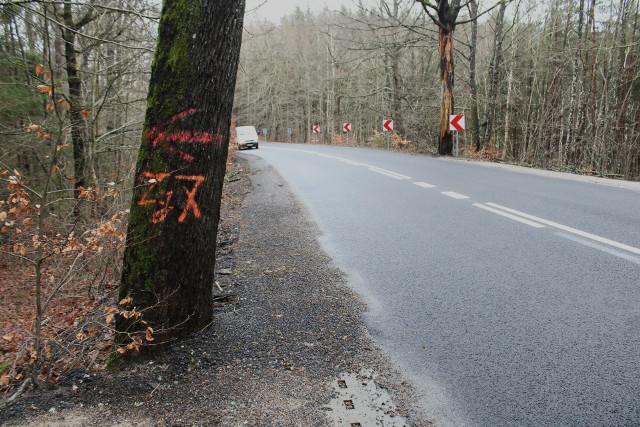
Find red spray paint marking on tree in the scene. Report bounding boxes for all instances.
[147,109,224,162]
[137,172,205,224]
[175,175,205,223]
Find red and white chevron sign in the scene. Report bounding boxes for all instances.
[449,114,465,131]
[383,119,393,132]
[313,125,320,134]
[343,122,351,132]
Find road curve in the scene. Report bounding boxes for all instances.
[240,143,640,426]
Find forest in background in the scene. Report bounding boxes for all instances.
[0,0,639,392]
[1,0,639,189]
[235,0,640,180]
[1,0,157,192]
[0,0,159,390]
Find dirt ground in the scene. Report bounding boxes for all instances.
[0,155,431,426]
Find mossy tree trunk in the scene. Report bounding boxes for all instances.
[118,0,245,340]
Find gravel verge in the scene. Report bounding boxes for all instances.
[1,155,430,427]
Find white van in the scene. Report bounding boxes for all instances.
[235,126,259,150]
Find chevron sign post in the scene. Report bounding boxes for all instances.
[449,115,465,158]
[343,122,351,145]
[383,119,394,150]
[449,114,465,131]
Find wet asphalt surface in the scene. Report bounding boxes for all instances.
[241,143,640,426]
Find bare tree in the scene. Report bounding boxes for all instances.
[234,0,639,176]
[484,0,508,148]
[415,0,508,155]
[54,1,96,202]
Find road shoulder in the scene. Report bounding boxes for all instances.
[1,155,430,426]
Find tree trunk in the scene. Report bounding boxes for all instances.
[503,9,519,160]
[565,0,585,166]
[390,0,403,136]
[438,24,455,155]
[485,0,507,150]
[468,0,481,151]
[391,50,403,136]
[118,0,245,341]
[61,2,92,198]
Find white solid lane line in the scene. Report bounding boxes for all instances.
[261,147,412,181]
[441,191,469,200]
[316,153,337,159]
[473,204,546,228]
[339,158,363,166]
[414,182,437,189]
[366,166,411,180]
[486,202,640,256]
[368,168,408,180]
[555,232,640,265]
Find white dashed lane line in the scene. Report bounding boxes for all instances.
[414,182,436,189]
[264,146,640,263]
[441,191,470,200]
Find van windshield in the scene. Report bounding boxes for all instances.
[236,127,255,135]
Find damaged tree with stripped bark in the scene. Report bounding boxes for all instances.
[415,0,509,155]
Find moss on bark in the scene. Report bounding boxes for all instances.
[118,0,245,343]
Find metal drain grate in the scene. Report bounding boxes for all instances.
[327,369,408,426]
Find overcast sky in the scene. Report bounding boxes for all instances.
[246,0,355,23]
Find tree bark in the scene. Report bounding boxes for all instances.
[417,0,463,155]
[59,2,94,199]
[468,0,480,151]
[438,24,455,155]
[565,0,585,166]
[118,0,245,340]
[485,0,507,150]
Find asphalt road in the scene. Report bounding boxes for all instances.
[240,143,640,426]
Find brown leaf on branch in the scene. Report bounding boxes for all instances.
[119,296,133,306]
[54,99,71,111]
[37,85,52,95]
